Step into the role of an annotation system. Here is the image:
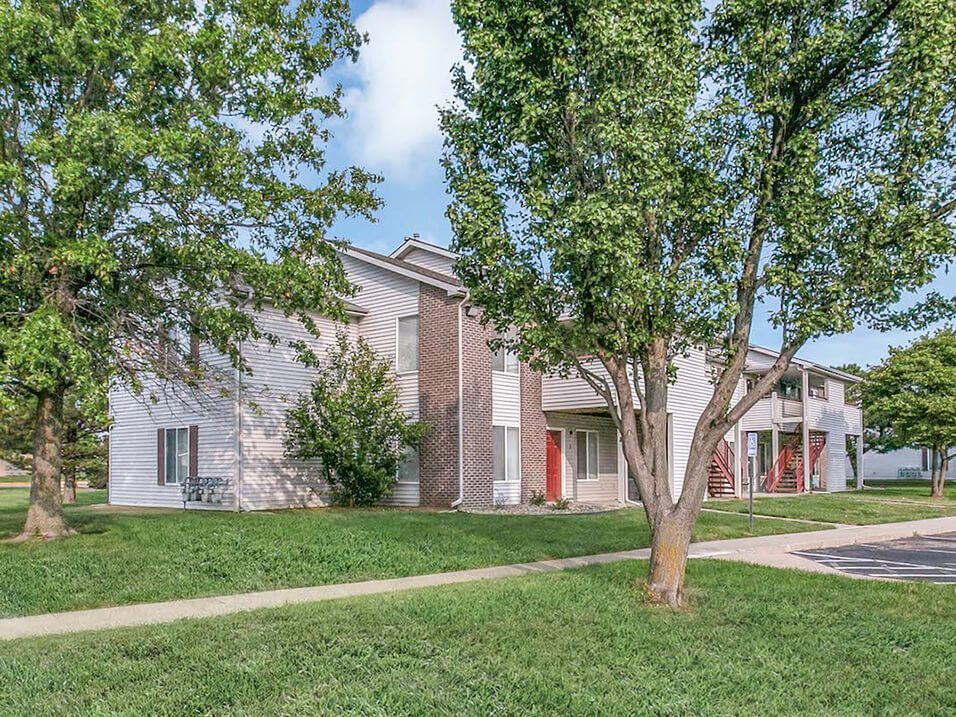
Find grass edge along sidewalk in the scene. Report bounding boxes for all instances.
[3,515,953,641]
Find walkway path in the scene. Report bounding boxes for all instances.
[2,515,954,641]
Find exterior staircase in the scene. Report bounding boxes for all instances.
[708,439,736,497]
[765,428,826,493]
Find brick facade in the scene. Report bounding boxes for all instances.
[417,285,497,508]
[417,285,462,507]
[519,364,547,502]
[459,307,494,508]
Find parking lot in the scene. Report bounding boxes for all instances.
[792,532,956,584]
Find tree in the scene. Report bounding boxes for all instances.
[1,0,380,538]
[285,333,425,507]
[860,331,956,497]
[0,388,108,501]
[442,0,956,605]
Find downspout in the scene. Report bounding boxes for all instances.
[451,292,469,508]
[234,286,251,512]
[234,339,243,512]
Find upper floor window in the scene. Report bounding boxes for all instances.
[808,378,827,400]
[777,380,802,400]
[396,315,419,373]
[491,330,519,373]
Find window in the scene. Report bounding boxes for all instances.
[396,315,419,373]
[164,427,190,485]
[396,447,420,484]
[492,340,519,374]
[576,430,599,481]
[492,425,520,482]
[777,380,802,400]
[491,328,519,373]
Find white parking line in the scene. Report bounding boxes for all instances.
[793,551,956,571]
[791,549,956,582]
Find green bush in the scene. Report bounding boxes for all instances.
[285,333,425,507]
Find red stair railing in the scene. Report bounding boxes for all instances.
[712,438,735,492]
[765,431,802,492]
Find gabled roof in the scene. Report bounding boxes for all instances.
[342,299,369,316]
[746,344,862,383]
[390,236,459,261]
[342,244,465,295]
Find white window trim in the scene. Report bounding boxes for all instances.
[576,429,599,482]
[493,424,521,483]
[395,314,419,375]
[165,426,190,486]
[491,330,519,375]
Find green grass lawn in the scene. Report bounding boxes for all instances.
[856,478,956,500]
[1,560,952,716]
[706,487,956,525]
[0,489,824,618]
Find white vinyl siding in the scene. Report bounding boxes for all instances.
[492,372,520,426]
[341,254,420,421]
[541,348,711,499]
[237,307,350,511]
[108,332,237,510]
[399,246,457,275]
[340,254,421,505]
[544,413,620,503]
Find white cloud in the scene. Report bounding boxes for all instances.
[344,0,462,177]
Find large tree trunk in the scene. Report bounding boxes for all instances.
[645,508,694,607]
[931,454,947,498]
[18,391,73,540]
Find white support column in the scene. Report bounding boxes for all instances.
[857,431,865,490]
[856,404,865,490]
[734,422,743,499]
[771,423,779,493]
[801,368,811,492]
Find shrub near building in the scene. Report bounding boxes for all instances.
[285,334,425,507]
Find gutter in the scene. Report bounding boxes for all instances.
[451,292,470,508]
[234,339,244,512]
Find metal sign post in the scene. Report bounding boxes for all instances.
[747,432,758,532]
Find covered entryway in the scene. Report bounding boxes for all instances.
[546,430,562,500]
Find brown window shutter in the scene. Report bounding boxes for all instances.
[157,428,166,485]
[189,425,199,478]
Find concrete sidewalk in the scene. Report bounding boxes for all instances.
[2,515,954,641]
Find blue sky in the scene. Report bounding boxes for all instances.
[324,0,953,370]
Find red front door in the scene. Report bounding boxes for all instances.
[546,430,562,501]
